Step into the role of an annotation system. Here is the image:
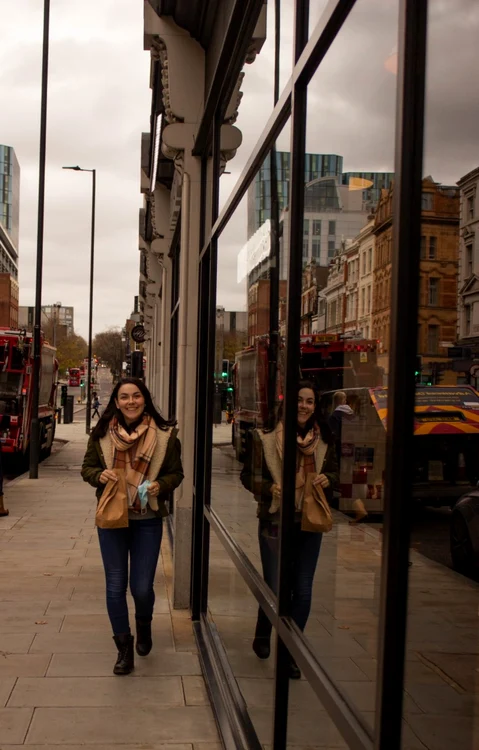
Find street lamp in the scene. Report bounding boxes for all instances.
[62,166,96,435]
[30,0,51,479]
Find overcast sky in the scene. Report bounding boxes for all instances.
[1,0,478,335]
[1,0,150,339]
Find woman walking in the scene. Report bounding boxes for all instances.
[81,378,183,675]
[241,380,338,679]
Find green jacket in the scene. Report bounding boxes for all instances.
[240,427,338,522]
[81,426,184,518]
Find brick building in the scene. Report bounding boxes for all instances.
[300,261,329,335]
[0,273,19,328]
[248,279,287,345]
[372,178,459,378]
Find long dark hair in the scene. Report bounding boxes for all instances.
[267,379,333,445]
[90,378,175,440]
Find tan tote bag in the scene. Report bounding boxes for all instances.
[301,473,333,534]
[95,469,129,529]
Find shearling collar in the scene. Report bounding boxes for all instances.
[99,426,175,511]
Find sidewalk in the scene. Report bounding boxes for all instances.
[209,445,479,750]
[0,421,220,748]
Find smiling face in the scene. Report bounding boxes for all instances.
[115,383,146,424]
[297,387,316,427]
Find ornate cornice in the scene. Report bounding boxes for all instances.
[151,37,183,124]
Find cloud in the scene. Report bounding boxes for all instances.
[215,0,479,322]
[1,0,150,338]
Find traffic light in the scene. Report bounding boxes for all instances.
[131,350,144,379]
[125,353,131,376]
[415,355,422,384]
[221,359,229,380]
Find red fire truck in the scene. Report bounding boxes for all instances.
[232,334,383,460]
[0,328,58,469]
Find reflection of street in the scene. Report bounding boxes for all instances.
[210,444,479,744]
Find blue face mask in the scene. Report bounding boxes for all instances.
[137,480,152,509]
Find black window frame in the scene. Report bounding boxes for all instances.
[189,1,429,749]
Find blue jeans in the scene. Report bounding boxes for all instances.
[255,520,322,640]
[97,517,163,635]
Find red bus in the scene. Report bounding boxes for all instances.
[68,368,81,387]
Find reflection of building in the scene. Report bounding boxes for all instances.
[355,220,375,339]
[248,279,287,345]
[0,274,19,328]
[457,166,479,348]
[18,304,75,336]
[319,244,348,335]
[373,178,459,376]
[247,152,343,237]
[280,176,372,273]
[342,171,394,211]
[301,261,329,335]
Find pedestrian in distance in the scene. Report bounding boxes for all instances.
[240,380,338,679]
[81,378,184,675]
[92,392,101,419]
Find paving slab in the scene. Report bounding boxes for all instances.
[0,707,33,743]
[26,705,219,744]
[8,675,184,707]
[0,424,220,747]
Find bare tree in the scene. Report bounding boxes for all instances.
[93,328,125,379]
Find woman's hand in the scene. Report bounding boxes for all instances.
[313,474,330,489]
[99,470,118,485]
[146,481,160,498]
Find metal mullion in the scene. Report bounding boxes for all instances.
[170,299,179,319]
[205,506,277,626]
[202,509,373,750]
[199,88,292,261]
[374,2,428,748]
[293,0,357,88]
[276,617,373,750]
[193,0,266,157]
[199,116,222,616]
[191,253,211,619]
[272,2,309,747]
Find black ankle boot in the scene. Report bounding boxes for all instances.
[135,617,152,656]
[113,633,134,675]
[289,658,301,680]
[252,636,271,660]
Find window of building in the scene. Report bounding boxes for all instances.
[361,252,366,276]
[328,240,335,258]
[312,220,321,236]
[330,300,337,325]
[428,277,439,306]
[302,240,309,257]
[366,285,371,313]
[420,236,426,259]
[421,192,434,210]
[427,324,440,354]
[328,220,336,235]
[312,239,320,259]
[429,236,437,259]
[465,305,471,335]
[367,248,372,272]
[303,219,309,235]
[467,193,475,220]
[466,244,473,277]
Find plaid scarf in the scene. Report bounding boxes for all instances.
[275,421,320,510]
[110,414,158,513]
